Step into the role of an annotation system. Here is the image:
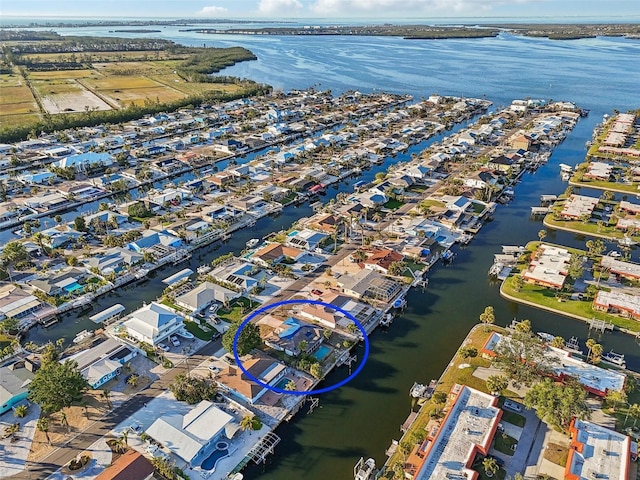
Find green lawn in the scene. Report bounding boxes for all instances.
[493,433,518,456]
[571,178,640,194]
[501,410,526,427]
[217,296,261,323]
[502,275,640,332]
[383,199,405,210]
[544,213,636,241]
[183,320,216,341]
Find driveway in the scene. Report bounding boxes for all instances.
[0,404,40,479]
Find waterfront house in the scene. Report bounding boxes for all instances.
[29,267,88,297]
[84,211,134,237]
[285,229,328,251]
[619,200,640,216]
[263,316,324,356]
[123,302,185,346]
[63,337,137,389]
[522,244,571,289]
[299,293,378,330]
[174,282,239,312]
[145,400,237,468]
[0,284,43,323]
[510,133,531,151]
[403,384,502,480]
[216,355,287,404]
[337,269,402,303]
[23,192,70,212]
[361,249,405,275]
[584,161,613,181]
[616,217,640,233]
[84,247,143,275]
[560,194,599,220]
[306,213,340,234]
[126,230,182,254]
[209,259,258,293]
[0,357,38,415]
[94,450,154,480]
[482,333,625,397]
[565,419,634,480]
[601,255,640,281]
[593,289,640,320]
[251,243,305,268]
[486,155,516,174]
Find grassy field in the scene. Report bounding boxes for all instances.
[571,177,640,194]
[0,57,255,131]
[0,74,41,125]
[24,50,185,63]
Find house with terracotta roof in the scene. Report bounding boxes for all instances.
[251,243,304,267]
[307,213,341,234]
[362,249,404,274]
[215,355,287,404]
[94,450,154,480]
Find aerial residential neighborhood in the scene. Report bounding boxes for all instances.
[0,37,639,480]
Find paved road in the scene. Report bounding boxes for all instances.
[8,340,222,480]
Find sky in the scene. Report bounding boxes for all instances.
[2,0,640,20]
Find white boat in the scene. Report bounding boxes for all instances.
[618,236,637,247]
[564,336,584,355]
[246,238,260,248]
[559,163,574,173]
[197,265,212,275]
[410,380,437,399]
[380,313,394,327]
[354,457,376,480]
[73,329,94,344]
[537,332,555,343]
[601,350,626,368]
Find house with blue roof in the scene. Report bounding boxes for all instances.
[264,317,324,357]
[55,152,114,172]
[127,230,182,253]
[0,357,38,415]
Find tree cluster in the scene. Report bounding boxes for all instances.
[168,373,217,404]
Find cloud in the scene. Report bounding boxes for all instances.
[310,0,536,15]
[198,5,229,15]
[258,0,303,15]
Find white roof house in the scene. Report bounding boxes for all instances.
[145,400,236,467]
[567,419,632,480]
[123,302,184,346]
[174,282,239,312]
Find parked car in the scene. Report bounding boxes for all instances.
[211,331,221,340]
[223,355,236,365]
[129,423,142,434]
[157,343,170,352]
[503,400,522,412]
[311,289,323,296]
[208,365,220,374]
[170,336,181,347]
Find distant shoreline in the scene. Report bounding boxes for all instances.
[2,21,639,40]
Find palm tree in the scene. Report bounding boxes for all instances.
[482,457,499,478]
[102,389,112,409]
[120,429,128,446]
[590,343,604,364]
[37,417,51,445]
[240,415,255,433]
[585,338,596,362]
[58,410,70,433]
[284,380,296,391]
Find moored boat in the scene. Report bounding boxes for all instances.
[537,332,555,343]
[564,336,584,355]
[601,350,626,368]
[73,329,94,344]
[246,238,260,248]
[354,457,376,480]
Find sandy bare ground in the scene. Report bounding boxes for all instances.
[41,90,112,114]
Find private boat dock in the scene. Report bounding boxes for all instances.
[488,246,523,280]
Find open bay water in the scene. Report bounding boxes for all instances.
[14,24,640,478]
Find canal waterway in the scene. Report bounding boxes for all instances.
[15,24,640,479]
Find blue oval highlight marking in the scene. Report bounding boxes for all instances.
[232,298,369,395]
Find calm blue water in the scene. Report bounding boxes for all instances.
[13,25,640,480]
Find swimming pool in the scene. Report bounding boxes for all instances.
[200,442,230,471]
[287,230,299,237]
[274,377,294,391]
[313,345,331,361]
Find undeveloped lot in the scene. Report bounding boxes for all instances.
[41,89,112,114]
